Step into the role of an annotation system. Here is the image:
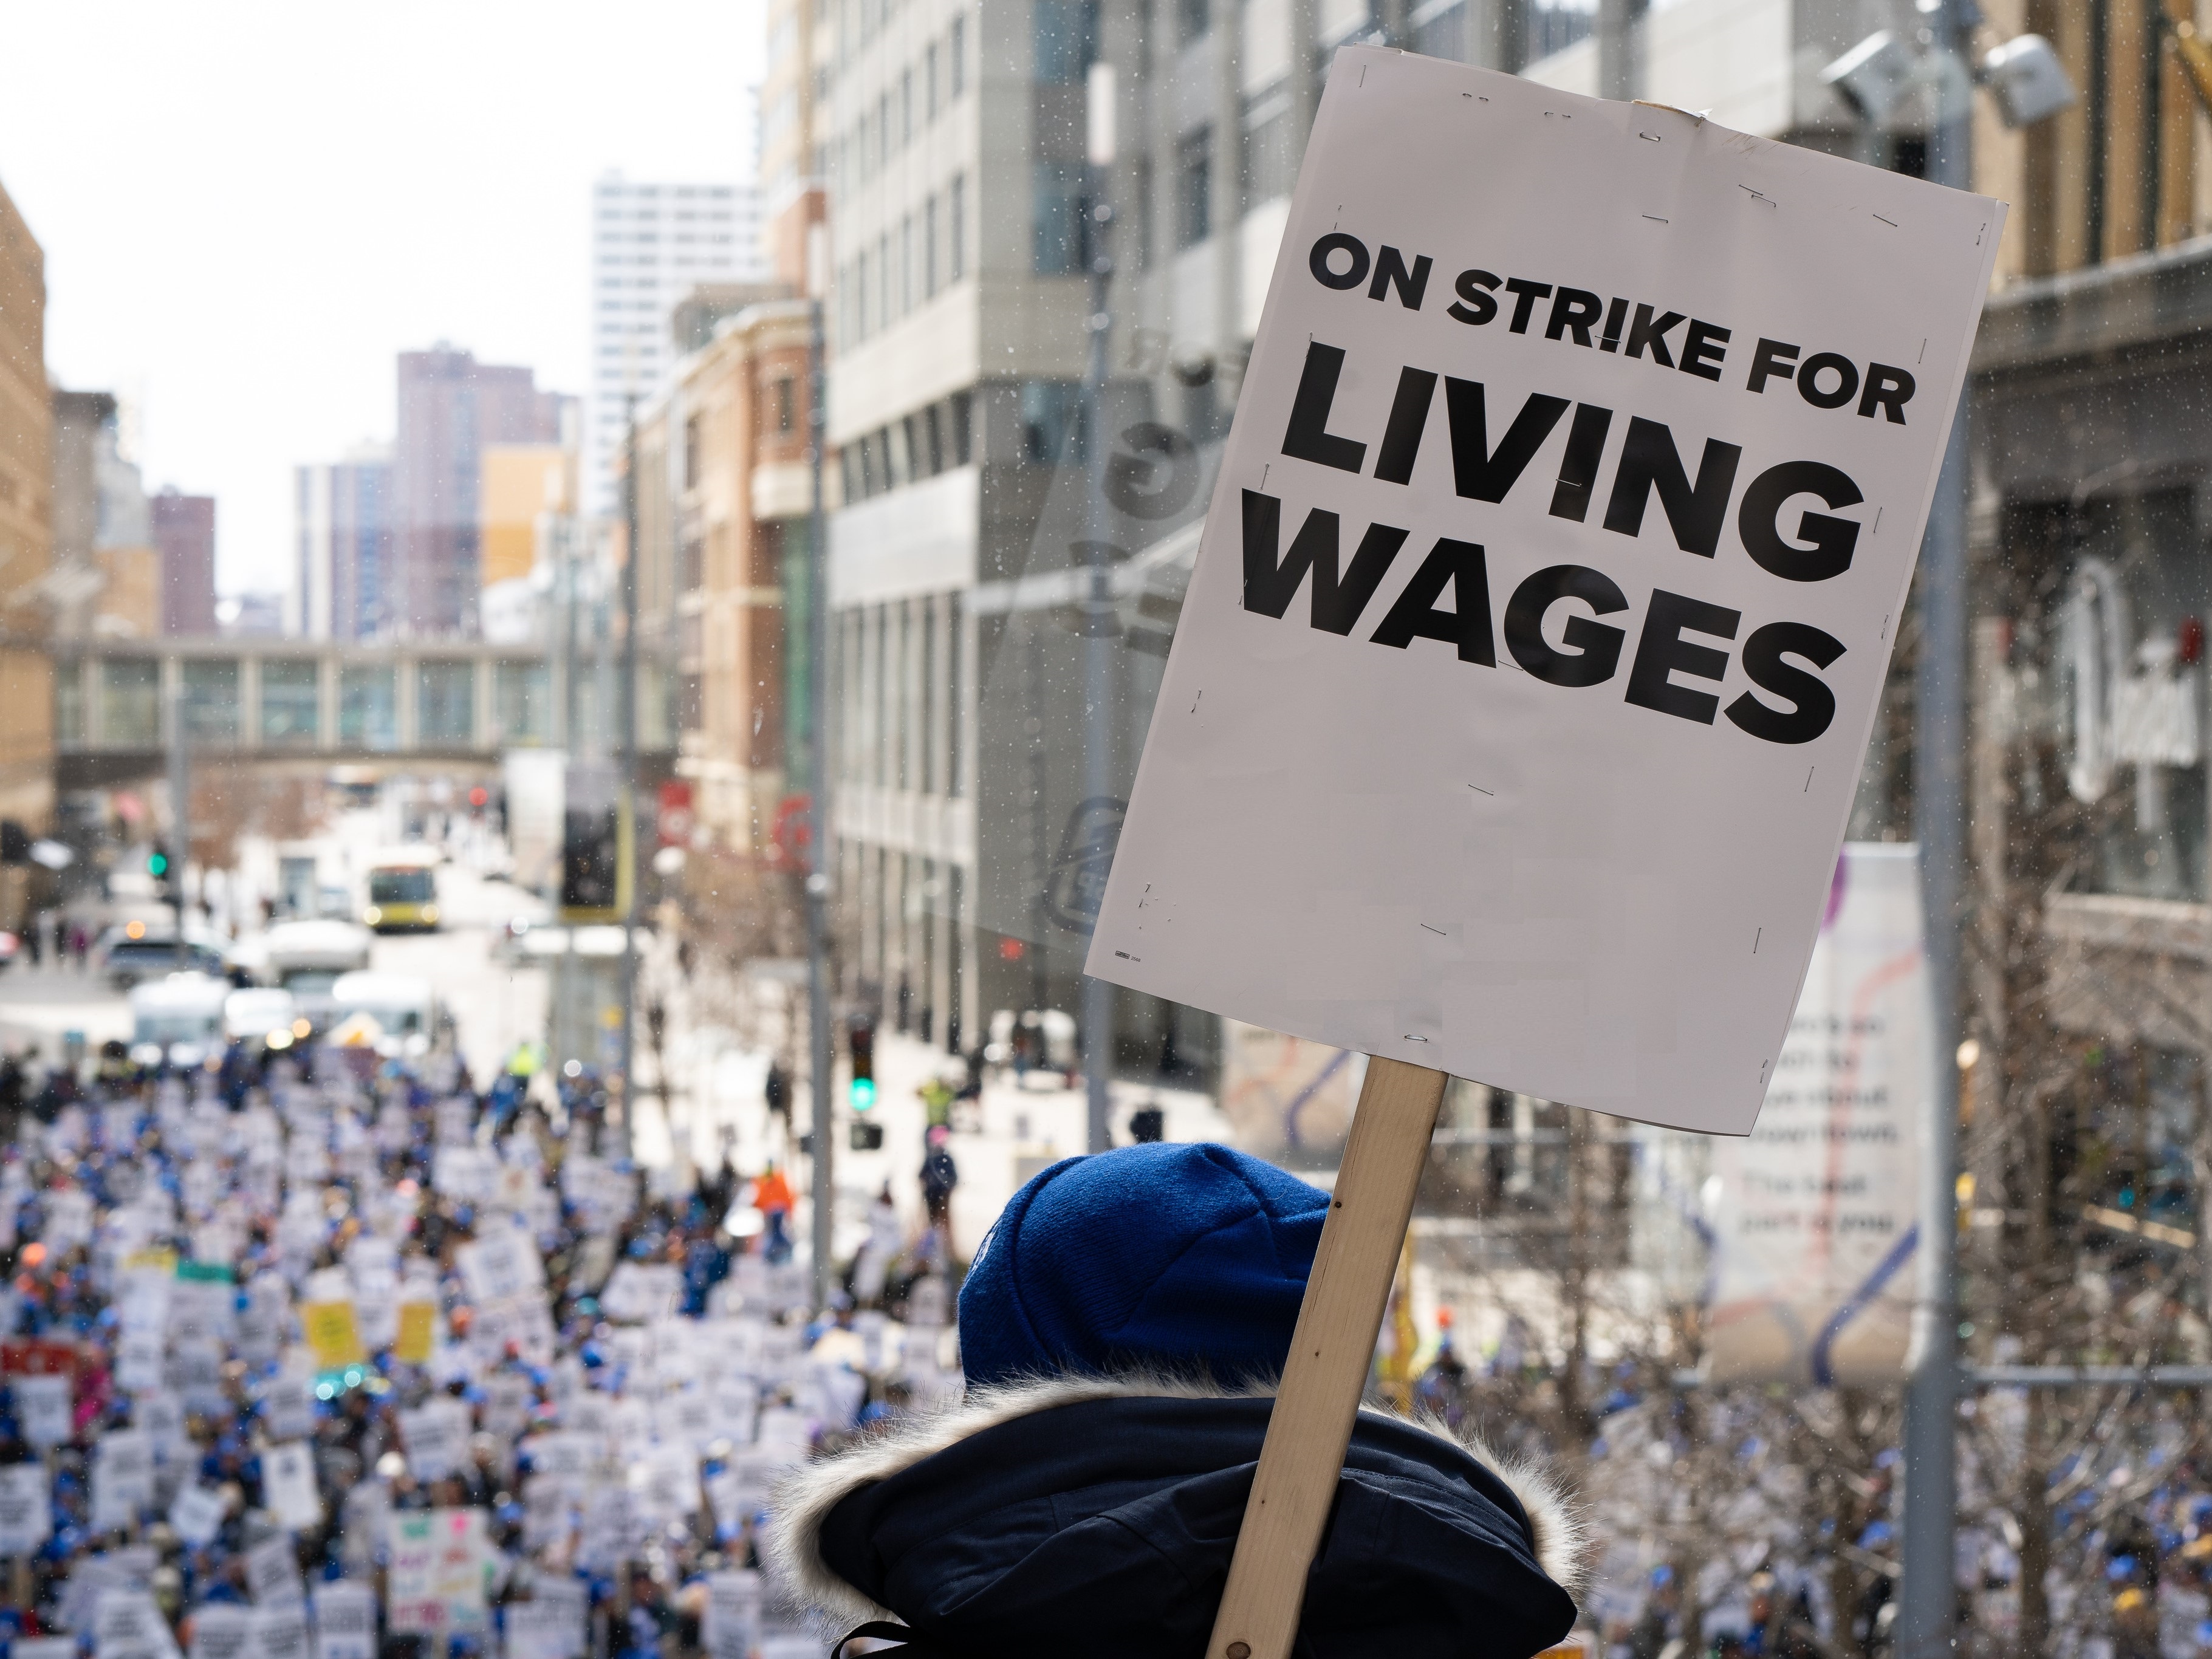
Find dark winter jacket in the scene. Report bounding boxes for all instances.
[769,1375,1587,1658]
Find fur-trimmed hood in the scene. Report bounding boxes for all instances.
[766,1373,1588,1657]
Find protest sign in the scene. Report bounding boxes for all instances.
[299,1301,363,1370]
[245,1533,304,1606]
[94,1429,156,1531]
[261,1372,316,1444]
[1703,843,1930,1384]
[386,1508,490,1637]
[703,1572,762,1659]
[505,1582,588,1659]
[261,1440,323,1530]
[14,1371,72,1450]
[188,1607,252,1659]
[1087,47,2004,1137]
[393,1298,437,1364]
[169,1483,228,1548]
[0,1459,52,1555]
[96,1590,180,1659]
[310,1580,377,1659]
[16,1640,74,1659]
[399,1398,471,1481]
[247,1604,310,1659]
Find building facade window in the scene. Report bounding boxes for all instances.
[950,173,967,281]
[950,15,966,96]
[1033,161,1086,273]
[1176,126,1212,249]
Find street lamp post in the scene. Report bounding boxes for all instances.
[807,279,837,1313]
[1080,59,1118,1157]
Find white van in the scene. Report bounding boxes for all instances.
[329,970,446,1056]
[224,986,300,1052]
[129,973,231,1068]
[262,918,374,1022]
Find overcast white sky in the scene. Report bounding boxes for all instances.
[0,1,762,595]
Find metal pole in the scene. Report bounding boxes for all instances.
[618,398,640,1161]
[807,294,837,1314]
[1080,64,1118,1157]
[1898,18,1973,1657]
[168,682,189,971]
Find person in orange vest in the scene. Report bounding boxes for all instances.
[753,1161,795,1264]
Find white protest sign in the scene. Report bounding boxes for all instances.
[311,1580,378,1659]
[1703,843,1929,1383]
[386,1507,490,1636]
[0,1459,52,1555]
[93,1428,156,1530]
[246,1531,305,1605]
[399,1398,471,1481]
[16,1640,75,1659]
[15,1372,73,1450]
[261,1371,317,1445]
[169,1482,228,1547]
[248,1603,312,1659]
[95,1590,180,1659]
[702,1570,762,1659]
[190,1607,253,1659]
[262,1439,323,1530]
[505,1582,588,1659]
[1086,48,2004,1135]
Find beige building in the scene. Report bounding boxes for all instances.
[0,174,54,869]
[479,443,577,588]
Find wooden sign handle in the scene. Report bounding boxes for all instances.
[1205,1056,1448,1659]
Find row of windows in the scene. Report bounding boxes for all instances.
[1024,88,1293,278]
[841,391,973,505]
[841,591,964,801]
[840,15,967,187]
[840,174,967,344]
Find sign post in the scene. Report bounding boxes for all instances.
[1075,44,2005,1659]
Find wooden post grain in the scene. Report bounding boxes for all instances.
[1205,1056,1448,1659]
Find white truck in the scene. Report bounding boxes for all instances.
[129,973,231,1069]
[261,918,374,1026]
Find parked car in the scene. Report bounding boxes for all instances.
[93,922,234,991]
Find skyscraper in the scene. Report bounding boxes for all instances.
[588,174,764,515]
[391,346,565,638]
[294,442,393,640]
[152,488,217,637]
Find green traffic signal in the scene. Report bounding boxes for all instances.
[850,1076,877,1110]
[148,849,169,877]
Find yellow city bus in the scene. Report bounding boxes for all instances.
[362,853,440,933]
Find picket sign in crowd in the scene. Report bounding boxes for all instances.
[0,1046,963,1659]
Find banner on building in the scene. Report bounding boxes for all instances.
[1086,47,2004,1134]
[1702,843,1930,1384]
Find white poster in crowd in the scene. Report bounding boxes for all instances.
[262,1439,323,1530]
[246,1532,305,1606]
[93,1428,156,1530]
[96,1590,182,1659]
[1703,843,1930,1383]
[386,1507,490,1636]
[599,1262,680,1324]
[170,1483,228,1547]
[505,1581,589,1659]
[15,1372,73,1450]
[247,1603,312,1659]
[703,1570,762,1659]
[400,1398,471,1481]
[1086,48,2004,1135]
[261,1370,317,1445]
[189,1606,252,1659]
[0,1459,52,1555]
[311,1579,378,1659]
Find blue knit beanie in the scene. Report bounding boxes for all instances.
[957,1142,1330,1387]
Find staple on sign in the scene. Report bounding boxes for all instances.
[1403,1034,1430,1043]
[1638,131,1662,142]
[1643,214,1669,224]
[1803,767,1814,793]
[1874,213,1899,228]
[1917,338,1927,364]
[1753,928,1762,954]
[1420,923,1445,936]
[1874,506,1884,534]
[1467,783,1494,796]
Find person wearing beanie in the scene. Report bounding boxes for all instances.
[767,1141,1587,1657]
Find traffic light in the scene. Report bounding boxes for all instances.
[847,1016,876,1110]
[849,1121,885,1151]
[148,843,179,905]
